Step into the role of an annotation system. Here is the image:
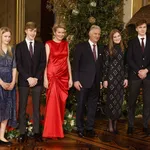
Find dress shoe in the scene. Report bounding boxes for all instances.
[127,127,133,135]
[143,128,150,136]
[0,140,12,146]
[34,133,43,142]
[77,131,85,138]
[86,130,97,138]
[18,134,27,143]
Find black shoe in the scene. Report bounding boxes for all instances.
[0,140,12,146]
[77,131,85,138]
[143,128,150,136]
[34,133,43,142]
[86,130,97,138]
[127,127,133,135]
[18,134,27,143]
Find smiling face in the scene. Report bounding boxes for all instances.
[53,27,66,42]
[89,28,101,43]
[25,28,37,41]
[136,23,147,36]
[2,31,11,45]
[113,32,121,44]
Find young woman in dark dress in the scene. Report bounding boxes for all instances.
[103,29,128,134]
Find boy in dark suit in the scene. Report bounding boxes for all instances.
[16,22,46,142]
[73,25,103,138]
[127,20,150,136]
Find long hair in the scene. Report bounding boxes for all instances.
[108,29,124,56]
[0,27,12,57]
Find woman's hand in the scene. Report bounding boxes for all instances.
[44,77,49,89]
[0,79,10,90]
[7,82,15,90]
[103,81,108,88]
[69,79,73,88]
[123,79,128,88]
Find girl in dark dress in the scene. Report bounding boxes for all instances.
[103,29,128,134]
[0,27,17,145]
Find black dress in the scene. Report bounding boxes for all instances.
[103,45,127,120]
[0,48,17,127]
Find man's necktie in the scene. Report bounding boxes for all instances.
[29,42,33,57]
[141,38,145,52]
[93,44,96,61]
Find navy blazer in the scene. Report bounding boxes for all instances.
[127,35,150,80]
[73,41,103,88]
[15,40,46,87]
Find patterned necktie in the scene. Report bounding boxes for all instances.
[141,38,145,52]
[93,44,96,61]
[29,42,33,57]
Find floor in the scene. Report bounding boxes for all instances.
[1,118,150,150]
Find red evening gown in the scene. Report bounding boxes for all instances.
[43,40,69,138]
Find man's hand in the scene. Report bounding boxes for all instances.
[138,69,148,79]
[100,82,103,89]
[27,77,38,87]
[103,81,108,88]
[74,81,82,91]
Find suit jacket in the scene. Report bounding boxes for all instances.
[73,41,103,88]
[127,35,150,80]
[15,40,46,87]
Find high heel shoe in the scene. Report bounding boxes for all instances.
[0,140,12,146]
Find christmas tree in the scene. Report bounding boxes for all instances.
[64,0,124,50]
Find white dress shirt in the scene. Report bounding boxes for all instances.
[138,35,146,47]
[25,38,35,53]
[88,39,98,60]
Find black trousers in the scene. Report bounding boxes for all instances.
[18,86,42,134]
[76,80,99,132]
[128,79,150,128]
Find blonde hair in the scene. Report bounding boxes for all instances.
[109,29,124,56]
[25,22,37,30]
[52,23,66,34]
[0,27,12,57]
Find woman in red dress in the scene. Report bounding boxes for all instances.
[43,24,72,138]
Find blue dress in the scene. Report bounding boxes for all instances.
[0,48,17,127]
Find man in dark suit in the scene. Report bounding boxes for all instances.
[16,22,46,142]
[127,19,150,136]
[73,25,103,138]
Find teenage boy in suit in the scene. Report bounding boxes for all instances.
[73,25,103,138]
[16,22,46,142]
[127,19,150,136]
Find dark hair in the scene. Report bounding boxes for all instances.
[135,19,147,27]
[109,29,124,56]
[25,22,37,30]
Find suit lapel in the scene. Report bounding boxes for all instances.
[23,40,32,58]
[143,35,150,55]
[86,41,95,62]
[135,37,143,55]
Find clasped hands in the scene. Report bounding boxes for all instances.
[138,69,148,79]
[0,79,15,90]
[27,77,38,87]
